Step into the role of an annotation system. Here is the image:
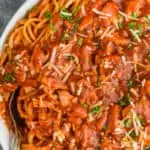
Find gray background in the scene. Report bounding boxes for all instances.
[0,0,25,36]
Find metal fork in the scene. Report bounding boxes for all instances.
[8,89,23,150]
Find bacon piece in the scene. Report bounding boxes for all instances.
[109,32,130,46]
[96,111,108,131]
[81,125,98,148]
[58,91,73,108]
[41,77,67,90]
[107,105,121,134]
[125,0,144,16]
[52,13,63,40]
[64,20,73,30]
[79,14,94,31]
[79,45,92,72]
[101,2,118,26]
[71,104,87,119]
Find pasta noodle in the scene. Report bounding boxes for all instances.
[0,0,150,149]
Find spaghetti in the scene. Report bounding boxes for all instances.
[0,0,150,149]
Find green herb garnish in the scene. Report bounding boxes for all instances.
[44,11,52,20]
[60,8,73,21]
[127,79,133,89]
[146,145,150,150]
[129,130,137,139]
[3,72,15,82]
[128,22,136,30]
[72,7,79,16]
[103,125,108,131]
[49,23,56,32]
[124,118,132,128]
[131,12,138,19]
[73,23,79,33]
[118,23,124,29]
[65,55,75,60]
[91,106,100,115]
[118,94,131,107]
[97,80,101,87]
[137,115,144,126]
[77,37,83,47]
[62,32,69,41]
[137,24,143,36]
[81,103,88,108]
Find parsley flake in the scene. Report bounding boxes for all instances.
[91,106,100,115]
[118,94,131,107]
[3,72,15,82]
[77,37,83,47]
[44,11,52,20]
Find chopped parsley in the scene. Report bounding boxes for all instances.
[29,6,36,12]
[118,23,124,29]
[62,32,69,41]
[65,55,75,61]
[77,37,83,47]
[44,11,52,20]
[128,21,143,41]
[131,12,138,19]
[72,6,79,16]
[73,23,79,33]
[103,125,108,131]
[137,115,144,126]
[129,130,137,139]
[146,145,150,150]
[49,23,56,32]
[127,79,133,89]
[128,22,136,30]
[3,72,15,82]
[81,103,88,108]
[118,94,131,107]
[137,24,143,36]
[60,8,73,21]
[91,106,100,115]
[97,80,101,87]
[124,118,132,128]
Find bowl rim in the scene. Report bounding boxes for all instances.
[0,0,40,149]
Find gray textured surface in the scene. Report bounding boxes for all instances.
[0,0,25,36]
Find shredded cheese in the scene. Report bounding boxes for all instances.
[129,29,141,42]
[92,8,111,17]
[51,64,63,77]
[101,27,112,39]
[119,11,139,21]
[0,94,3,102]
[50,47,57,64]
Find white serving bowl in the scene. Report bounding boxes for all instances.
[0,0,40,149]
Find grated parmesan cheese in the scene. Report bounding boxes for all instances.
[0,94,3,102]
[92,8,111,17]
[53,131,65,143]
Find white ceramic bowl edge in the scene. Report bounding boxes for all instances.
[0,0,40,149]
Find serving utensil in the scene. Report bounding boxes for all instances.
[9,88,25,150]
